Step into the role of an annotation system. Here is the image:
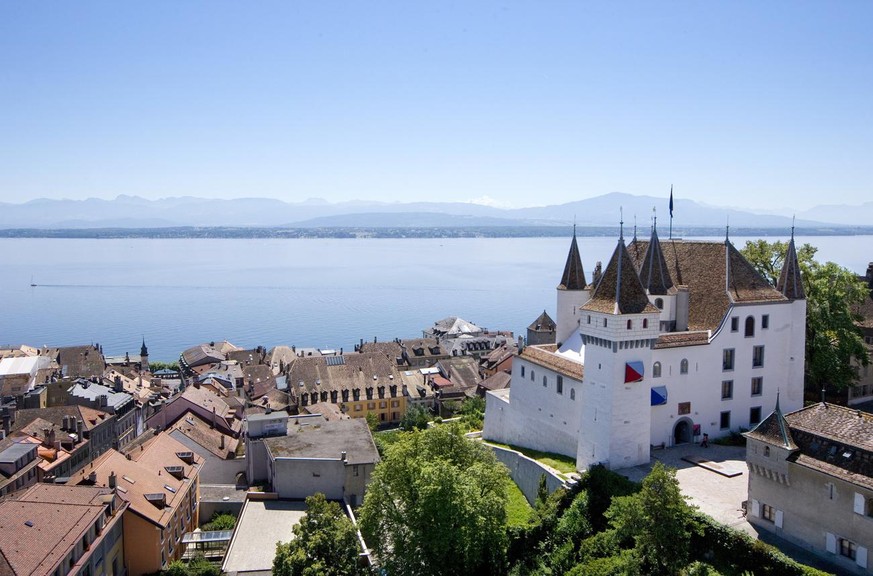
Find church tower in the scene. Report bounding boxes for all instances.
[140,338,149,373]
[556,227,591,346]
[576,229,661,471]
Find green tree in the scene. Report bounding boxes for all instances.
[605,463,699,576]
[365,411,379,433]
[741,240,869,392]
[358,424,509,576]
[457,396,486,431]
[398,403,431,431]
[201,512,236,531]
[162,555,220,576]
[273,493,366,576]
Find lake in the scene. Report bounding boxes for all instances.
[1,235,869,361]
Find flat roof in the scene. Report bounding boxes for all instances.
[221,499,306,574]
[0,442,36,462]
[263,419,379,465]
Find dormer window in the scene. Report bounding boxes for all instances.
[654,298,664,309]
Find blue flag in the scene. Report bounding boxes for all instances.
[669,185,674,218]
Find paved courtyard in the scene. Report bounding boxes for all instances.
[621,443,839,574]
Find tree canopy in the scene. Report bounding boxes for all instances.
[741,239,869,392]
[273,493,366,576]
[358,424,509,576]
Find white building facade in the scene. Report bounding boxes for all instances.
[484,225,806,471]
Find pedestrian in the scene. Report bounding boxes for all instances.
[701,433,709,448]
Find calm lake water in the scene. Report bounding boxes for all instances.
[1,235,870,361]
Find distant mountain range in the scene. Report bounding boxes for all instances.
[1,192,871,229]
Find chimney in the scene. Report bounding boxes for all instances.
[114,375,123,392]
[517,335,525,353]
[675,286,690,332]
[220,435,225,450]
[62,415,70,431]
[88,471,97,484]
[211,407,216,429]
[341,450,347,462]
[1,413,10,436]
[77,419,84,443]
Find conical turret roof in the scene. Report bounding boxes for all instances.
[744,394,797,449]
[640,223,673,295]
[582,236,658,315]
[558,230,587,290]
[777,234,805,300]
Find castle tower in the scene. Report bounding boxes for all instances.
[776,228,807,405]
[576,230,661,471]
[140,338,149,373]
[556,227,590,346]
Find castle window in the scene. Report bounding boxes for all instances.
[520,366,525,378]
[653,362,662,378]
[643,319,648,329]
[751,377,763,396]
[721,380,733,400]
[603,318,608,328]
[542,375,547,388]
[530,370,535,382]
[570,388,575,400]
[680,359,688,374]
[655,298,663,309]
[762,314,769,329]
[750,406,762,425]
[731,317,739,332]
[753,346,765,368]
[762,503,776,523]
[745,316,755,337]
[557,376,563,395]
[723,348,735,371]
[627,319,632,329]
[720,411,731,430]
[840,538,858,561]
[587,315,591,324]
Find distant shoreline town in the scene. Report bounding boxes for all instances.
[3,224,873,239]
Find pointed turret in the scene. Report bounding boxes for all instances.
[777,230,805,300]
[640,219,673,295]
[744,393,797,450]
[555,228,591,345]
[558,228,586,291]
[140,338,149,372]
[140,338,148,358]
[582,234,658,315]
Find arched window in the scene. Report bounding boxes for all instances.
[643,319,648,329]
[745,316,755,337]
[520,366,525,378]
[604,318,608,328]
[655,298,664,309]
[680,359,688,374]
[530,370,535,382]
[627,319,632,330]
[653,362,662,378]
[543,375,548,388]
[587,315,591,324]
[764,446,770,457]
[570,388,575,400]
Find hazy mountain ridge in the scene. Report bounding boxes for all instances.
[0,192,868,229]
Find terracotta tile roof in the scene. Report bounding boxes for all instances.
[776,237,806,300]
[479,371,511,392]
[303,402,350,421]
[14,406,111,433]
[437,357,481,390]
[653,331,710,349]
[286,351,403,400]
[527,310,556,332]
[745,402,796,449]
[244,364,276,399]
[56,345,104,379]
[582,239,658,315]
[639,226,674,296]
[519,345,583,380]
[558,233,587,290]
[0,484,115,576]
[67,433,203,528]
[168,415,238,459]
[781,403,873,491]
[628,239,786,332]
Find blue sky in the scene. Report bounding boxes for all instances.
[1,2,871,210]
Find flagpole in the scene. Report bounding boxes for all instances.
[669,185,673,240]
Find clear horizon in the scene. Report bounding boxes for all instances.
[2,2,871,211]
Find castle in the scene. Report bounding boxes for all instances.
[483,223,806,471]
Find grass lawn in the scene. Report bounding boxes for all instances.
[504,478,534,527]
[486,441,577,475]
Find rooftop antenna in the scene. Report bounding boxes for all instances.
[619,207,624,240]
[725,215,730,243]
[633,214,637,241]
[791,214,796,240]
[653,206,657,232]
